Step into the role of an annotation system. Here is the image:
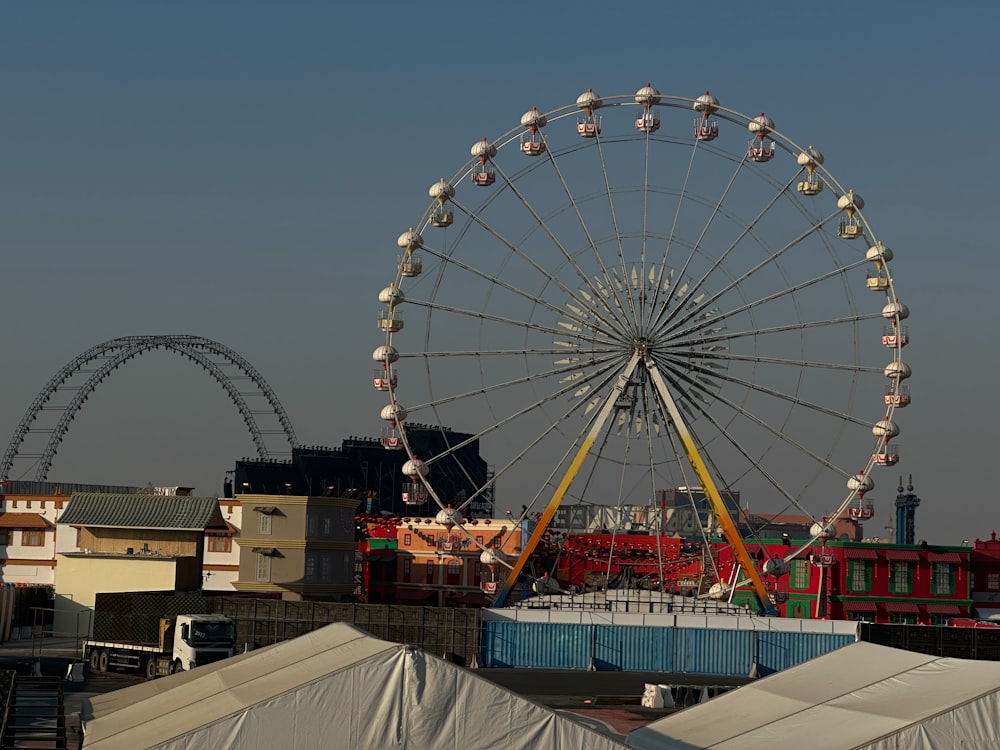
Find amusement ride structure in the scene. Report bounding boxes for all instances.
[2,335,298,483]
[372,84,909,613]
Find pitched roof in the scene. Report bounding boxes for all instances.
[59,493,225,531]
[0,512,51,529]
[82,622,630,750]
[629,642,1000,750]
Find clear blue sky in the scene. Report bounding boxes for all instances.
[2,2,997,545]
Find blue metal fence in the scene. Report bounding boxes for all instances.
[481,620,854,674]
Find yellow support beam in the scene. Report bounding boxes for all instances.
[492,353,641,607]
[645,357,775,615]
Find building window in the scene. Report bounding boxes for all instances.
[207,536,232,553]
[988,572,999,591]
[321,554,332,583]
[304,554,317,583]
[259,513,272,536]
[791,603,806,619]
[447,560,461,586]
[890,562,911,594]
[403,559,411,582]
[791,560,809,590]
[255,553,271,582]
[307,514,318,536]
[932,563,954,595]
[323,517,333,536]
[404,534,411,546]
[426,562,435,583]
[0,530,11,546]
[889,613,916,624]
[847,560,871,593]
[846,610,872,622]
[930,614,951,626]
[21,530,44,547]
[476,535,484,545]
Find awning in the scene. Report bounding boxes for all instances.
[842,601,877,612]
[927,604,964,615]
[885,550,920,561]
[253,506,279,515]
[207,521,239,536]
[0,512,50,529]
[392,588,436,603]
[884,602,919,614]
[844,548,878,560]
[928,552,962,563]
[251,547,280,556]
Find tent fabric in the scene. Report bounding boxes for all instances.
[82,622,629,750]
[627,641,1000,750]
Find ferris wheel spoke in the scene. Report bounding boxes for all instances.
[490,159,635,332]
[409,297,622,348]
[448,358,635,520]
[637,120,657,329]
[401,346,621,360]
[455,195,621,328]
[677,350,881,375]
[656,209,843,338]
[650,172,799,334]
[665,313,878,349]
[402,352,621,413]
[448,198,628,334]
[644,391,712,579]
[678,392,818,528]
[655,151,750,330]
[657,352,869,427]
[646,135,701,328]
[590,131,640,328]
[662,362,854,481]
[664,254,869,342]
[417,241,617,333]
[416,355,626,467]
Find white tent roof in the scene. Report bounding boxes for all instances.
[82,622,630,750]
[627,641,1000,750]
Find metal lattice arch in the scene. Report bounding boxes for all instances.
[1,335,299,482]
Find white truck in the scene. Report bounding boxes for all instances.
[83,613,236,680]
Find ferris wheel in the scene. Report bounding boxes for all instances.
[373,84,909,609]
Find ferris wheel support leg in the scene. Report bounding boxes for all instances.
[645,357,777,617]
[492,353,642,608]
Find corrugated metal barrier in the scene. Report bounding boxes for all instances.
[480,619,856,674]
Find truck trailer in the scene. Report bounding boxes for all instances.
[83,613,235,679]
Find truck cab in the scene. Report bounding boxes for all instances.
[84,612,236,679]
[171,614,236,671]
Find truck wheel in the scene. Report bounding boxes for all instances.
[88,650,101,671]
[144,657,157,680]
[170,660,182,674]
[97,650,109,673]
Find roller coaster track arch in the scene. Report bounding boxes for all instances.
[1,335,299,482]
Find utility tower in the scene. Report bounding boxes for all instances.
[894,475,920,545]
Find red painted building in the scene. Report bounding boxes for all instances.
[713,540,972,624]
[970,531,1000,620]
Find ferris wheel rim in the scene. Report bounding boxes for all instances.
[377,85,907,581]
